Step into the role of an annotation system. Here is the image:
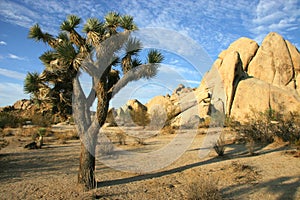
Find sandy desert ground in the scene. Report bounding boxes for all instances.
[0,126,299,200]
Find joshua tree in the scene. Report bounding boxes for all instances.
[27,13,163,190]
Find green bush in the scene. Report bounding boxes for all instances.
[0,112,24,128]
[235,108,300,153]
[271,111,300,146]
[31,112,53,127]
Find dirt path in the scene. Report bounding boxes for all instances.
[0,128,299,199]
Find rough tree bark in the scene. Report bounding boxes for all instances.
[77,77,110,190]
[78,136,97,190]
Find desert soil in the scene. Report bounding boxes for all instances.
[0,126,299,200]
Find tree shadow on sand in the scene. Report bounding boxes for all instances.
[0,142,79,182]
[97,143,291,189]
[222,176,300,199]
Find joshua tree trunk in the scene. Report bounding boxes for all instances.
[77,79,109,190]
[78,137,96,190]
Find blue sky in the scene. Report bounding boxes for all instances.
[0,0,299,108]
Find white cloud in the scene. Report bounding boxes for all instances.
[251,0,300,43]
[176,79,200,86]
[0,68,26,80]
[0,82,29,107]
[0,41,7,45]
[8,53,26,61]
[0,0,38,28]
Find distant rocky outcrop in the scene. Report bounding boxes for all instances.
[13,99,33,110]
[110,99,149,126]
[0,99,32,112]
[146,85,200,128]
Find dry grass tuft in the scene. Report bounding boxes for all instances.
[187,176,222,200]
[53,129,79,141]
[213,134,226,156]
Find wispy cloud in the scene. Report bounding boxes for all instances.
[0,41,7,45]
[0,0,38,28]
[122,0,256,58]
[0,68,26,80]
[176,79,200,86]
[0,82,28,106]
[251,0,300,44]
[8,53,26,61]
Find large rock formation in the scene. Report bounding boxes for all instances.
[247,32,295,88]
[146,85,199,128]
[197,32,300,122]
[13,99,33,110]
[213,51,247,115]
[218,37,259,70]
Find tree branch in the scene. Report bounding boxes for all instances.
[108,63,159,99]
[81,31,129,77]
[72,74,92,134]
[86,77,98,108]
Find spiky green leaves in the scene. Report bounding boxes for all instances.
[124,37,142,56]
[57,32,69,42]
[104,12,137,34]
[28,24,56,47]
[83,18,105,34]
[55,42,81,70]
[24,72,41,95]
[39,51,57,69]
[60,15,81,31]
[147,49,164,64]
[120,15,138,31]
[83,18,105,46]
[105,12,120,28]
[28,24,44,41]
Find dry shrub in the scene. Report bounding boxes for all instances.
[246,138,255,156]
[230,161,259,184]
[20,126,36,137]
[134,137,146,145]
[233,108,300,155]
[198,117,211,128]
[231,161,253,172]
[271,111,300,146]
[53,129,79,141]
[213,134,226,156]
[0,111,25,128]
[0,137,9,150]
[160,126,176,134]
[2,127,20,137]
[30,112,53,127]
[188,176,222,200]
[116,131,126,145]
